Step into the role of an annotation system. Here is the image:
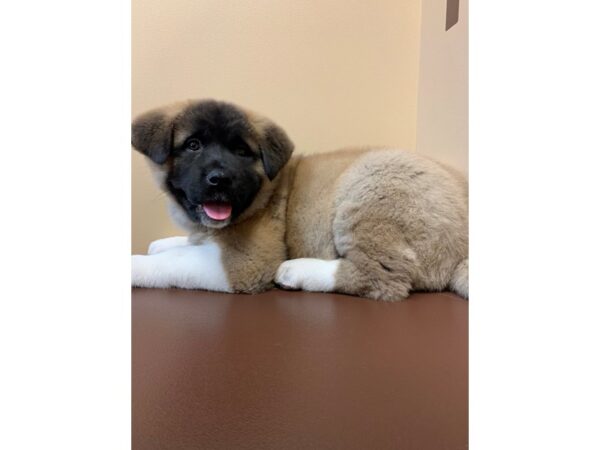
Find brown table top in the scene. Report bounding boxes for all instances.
[133,289,468,450]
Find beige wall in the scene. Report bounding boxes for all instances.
[132,0,423,253]
[415,0,468,172]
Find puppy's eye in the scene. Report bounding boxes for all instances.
[235,147,253,158]
[185,139,202,151]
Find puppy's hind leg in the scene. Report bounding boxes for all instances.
[332,208,417,301]
[275,221,417,301]
[331,247,415,302]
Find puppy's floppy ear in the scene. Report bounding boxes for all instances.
[260,124,294,181]
[131,110,175,165]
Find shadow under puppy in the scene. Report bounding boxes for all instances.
[131,99,468,301]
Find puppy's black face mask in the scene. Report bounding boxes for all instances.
[167,126,262,228]
[132,100,294,229]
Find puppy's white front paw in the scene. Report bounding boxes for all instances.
[132,254,163,288]
[147,236,189,254]
[275,258,340,292]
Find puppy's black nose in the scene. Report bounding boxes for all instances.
[206,170,231,187]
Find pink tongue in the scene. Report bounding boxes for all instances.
[202,202,232,221]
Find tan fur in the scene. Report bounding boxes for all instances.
[134,101,468,301]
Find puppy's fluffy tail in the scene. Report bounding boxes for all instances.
[449,258,468,299]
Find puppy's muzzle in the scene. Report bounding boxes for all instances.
[206,169,232,187]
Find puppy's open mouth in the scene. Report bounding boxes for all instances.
[201,201,232,221]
